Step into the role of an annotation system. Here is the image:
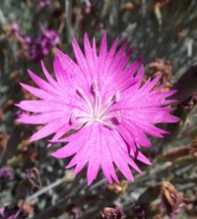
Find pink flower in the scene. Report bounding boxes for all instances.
[17,33,178,185]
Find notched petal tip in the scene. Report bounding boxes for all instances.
[84,32,90,42]
[19,82,25,88]
[50,145,70,158]
[27,68,34,77]
[71,35,80,47]
[54,47,65,57]
[50,150,62,158]
[15,114,24,124]
[15,103,23,110]
[137,152,152,165]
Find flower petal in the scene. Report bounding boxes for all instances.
[30,119,67,142]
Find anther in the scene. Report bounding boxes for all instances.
[111,117,120,125]
[111,91,120,104]
[90,82,97,97]
[76,88,84,99]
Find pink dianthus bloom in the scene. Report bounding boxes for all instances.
[17,33,178,184]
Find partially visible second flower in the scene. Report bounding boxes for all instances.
[0,206,25,219]
[27,28,60,61]
[37,0,50,10]
[9,23,60,61]
[17,33,178,184]
[0,166,14,181]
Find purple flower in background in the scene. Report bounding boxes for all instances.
[27,28,60,61]
[27,38,44,61]
[9,22,60,61]
[0,206,26,219]
[37,0,50,9]
[17,33,178,185]
[10,22,20,35]
[9,22,27,45]
[84,0,92,14]
[0,208,4,216]
[0,166,14,181]
[40,28,60,54]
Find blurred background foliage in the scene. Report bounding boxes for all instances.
[0,0,197,218]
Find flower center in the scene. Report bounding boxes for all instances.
[73,84,120,128]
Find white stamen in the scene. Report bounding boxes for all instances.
[74,86,120,127]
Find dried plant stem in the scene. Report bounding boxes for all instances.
[26,174,73,204]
